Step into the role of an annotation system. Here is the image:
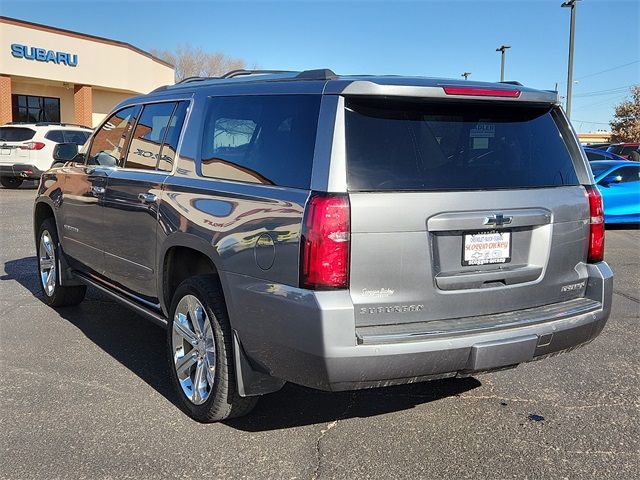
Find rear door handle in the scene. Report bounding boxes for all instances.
[90,186,105,196]
[138,192,157,204]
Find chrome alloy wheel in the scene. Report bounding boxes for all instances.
[172,295,216,405]
[39,230,57,297]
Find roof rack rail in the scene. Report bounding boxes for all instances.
[221,69,295,79]
[176,76,210,85]
[499,80,523,86]
[173,70,295,86]
[6,121,91,128]
[157,68,339,91]
[295,69,337,80]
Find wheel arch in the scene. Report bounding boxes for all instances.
[158,233,223,316]
[33,198,82,287]
[33,198,58,243]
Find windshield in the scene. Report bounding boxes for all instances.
[345,99,579,191]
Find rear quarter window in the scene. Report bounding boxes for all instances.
[64,130,91,145]
[345,98,579,191]
[200,95,321,189]
[45,130,65,143]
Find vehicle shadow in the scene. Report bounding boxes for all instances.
[0,180,39,190]
[606,223,639,230]
[3,256,481,430]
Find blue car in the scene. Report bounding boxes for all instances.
[583,147,626,162]
[590,161,640,224]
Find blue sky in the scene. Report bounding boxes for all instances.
[2,0,638,132]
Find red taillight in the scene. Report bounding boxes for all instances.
[300,193,350,290]
[585,185,605,263]
[442,86,521,98]
[20,142,46,151]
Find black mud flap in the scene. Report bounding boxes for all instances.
[233,330,285,397]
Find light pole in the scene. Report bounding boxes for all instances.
[496,45,511,82]
[561,0,580,119]
[462,72,471,80]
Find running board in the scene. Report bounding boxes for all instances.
[74,272,168,328]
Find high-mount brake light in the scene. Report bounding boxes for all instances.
[442,86,521,98]
[300,193,350,290]
[585,185,605,263]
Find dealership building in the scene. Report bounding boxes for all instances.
[0,16,175,127]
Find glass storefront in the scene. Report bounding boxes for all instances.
[11,94,61,122]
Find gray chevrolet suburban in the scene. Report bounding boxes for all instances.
[33,69,613,422]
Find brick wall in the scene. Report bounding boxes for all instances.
[73,84,92,127]
[0,76,12,125]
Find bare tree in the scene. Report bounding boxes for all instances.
[610,86,640,142]
[150,43,248,82]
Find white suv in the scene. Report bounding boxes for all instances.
[0,123,92,188]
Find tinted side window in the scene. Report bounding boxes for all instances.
[88,106,139,167]
[201,95,321,189]
[585,151,605,161]
[157,101,188,172]
[125,102,176,170]
[44,130,65,143]
[64,130,91,145]
[616,166,640,183]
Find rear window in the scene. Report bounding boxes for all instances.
[0,127,36,142]
[345,98,579,191]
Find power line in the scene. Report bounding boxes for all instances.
[574,84,637,97]
[576,60,639,81]
[572,93,628,110]
[557,60,640,84]
[571,119,610,125]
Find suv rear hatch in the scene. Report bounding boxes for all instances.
[0,126,36,165]
[345,97,591,330]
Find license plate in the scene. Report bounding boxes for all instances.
[1,148,11,155]
[463,230,511,266]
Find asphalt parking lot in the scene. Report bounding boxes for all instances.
[1,185,638,480]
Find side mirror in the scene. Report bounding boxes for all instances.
[600,174,622,186]
[53,143,79,162]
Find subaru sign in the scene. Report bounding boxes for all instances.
[10,44,78,67]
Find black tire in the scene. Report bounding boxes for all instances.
[36,218,87,307]
[167,275,258,422]
[1,176,23,189]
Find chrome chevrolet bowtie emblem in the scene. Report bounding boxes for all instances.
[484,214,513,227]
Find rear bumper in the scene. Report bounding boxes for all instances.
[0,164,43,179]
[225,262,613,392]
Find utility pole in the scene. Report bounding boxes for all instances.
[461,72,471,80]
[496,45,511,82]
[561,0,580,119]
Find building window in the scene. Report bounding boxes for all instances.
[11,95,61,123]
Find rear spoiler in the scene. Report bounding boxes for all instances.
[326,81,559,104]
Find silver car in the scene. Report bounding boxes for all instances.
[34,69,612,422]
